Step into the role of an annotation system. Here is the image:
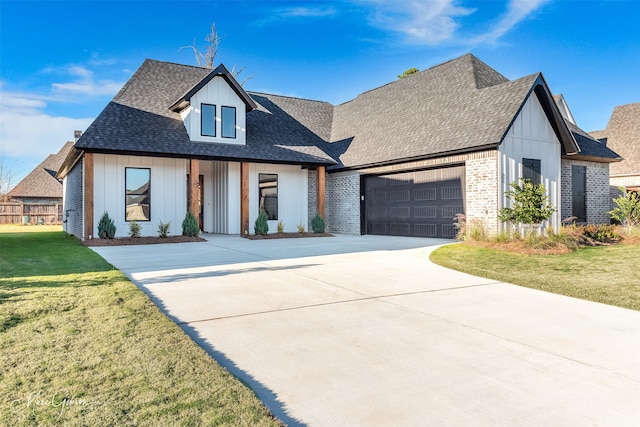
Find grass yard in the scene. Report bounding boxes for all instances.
[0,230,282,426]
[430,243,640,311]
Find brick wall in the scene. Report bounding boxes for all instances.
[561,159,611,224]
[466,152,499,234]
[326,170,361,234]
[63,158,84,238]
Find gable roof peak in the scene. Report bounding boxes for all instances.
[169,62,258,113]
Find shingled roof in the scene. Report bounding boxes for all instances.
[74,60,335,166]
[565,122,621,163]
[9,141,74,199]
[590,102,640,175]
[327,53,578,169]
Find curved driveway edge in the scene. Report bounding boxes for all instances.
[92,234,640,426]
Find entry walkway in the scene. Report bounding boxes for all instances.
[92,234,640,426]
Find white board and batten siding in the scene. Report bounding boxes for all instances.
[248,163,309,234]
[498,94,562,231]
[180,75,247,145]
[93,154,187,238]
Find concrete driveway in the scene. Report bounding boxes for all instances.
[92,234,640,426]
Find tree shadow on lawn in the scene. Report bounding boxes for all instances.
[0,271,121,292]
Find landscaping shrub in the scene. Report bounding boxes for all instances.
[128,220,141,238]
[297,223,305,233]
[609,189,640,234]
[499,180,555,227]
[158,220,171,238]
[453,213,466,240]
[182,211,199,237]
[277,220,284,233]
[97,212,116,239]
[311,213,325,233]
[254,210,269,235]
[582,224,621,243]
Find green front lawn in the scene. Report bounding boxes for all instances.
[430,243,640,311]
[0,230,281,426]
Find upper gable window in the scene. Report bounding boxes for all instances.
[201,103,216,137]
[522,158,541,185]
[221,106,236,138]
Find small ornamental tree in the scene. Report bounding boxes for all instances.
[499,180,555,230]
[254,210,269,236]
[182,211,199,237]
[609,188,640,234]
[311,213,325,233]
[97,212,116,239]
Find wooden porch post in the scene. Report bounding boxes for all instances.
[240,162,249,235]
[316,165,326,218]
[84,152,94,239]
[189,159,200,218]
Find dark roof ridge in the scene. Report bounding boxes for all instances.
[248,91,333,105]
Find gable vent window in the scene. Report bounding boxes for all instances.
[221,106,236,138]
[522,158,541,185]
[201,103,216,137]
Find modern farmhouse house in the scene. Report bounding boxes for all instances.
[58,54,620,239]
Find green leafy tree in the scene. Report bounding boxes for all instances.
[609,188,640,234]
[499,180,555,226]
[398,67,419,79]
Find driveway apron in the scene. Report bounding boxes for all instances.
[92,234,640,426]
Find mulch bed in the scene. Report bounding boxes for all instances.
[83,236,206,246]
[243,232,333,240]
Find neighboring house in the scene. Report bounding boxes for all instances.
[9,141,74,204]
[589,102,640,193]
[58,54,620,240]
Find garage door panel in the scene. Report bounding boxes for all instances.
[364,166,465,239]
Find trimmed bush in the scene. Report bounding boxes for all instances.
[297,223,305,233]
[97,212,116,239]
[277,220,284,233]
[311,213,325,233]
[128,221,141,238]
[254,210,269,236]
[182,211,199,237]
[499,179,555,227]
[158,220,171,238]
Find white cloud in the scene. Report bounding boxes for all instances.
[278,6,337,18]
[471,0,550,44]
[357,0,474,45]
[0,93,93,159]
[51,65,124,96]
[357,0,549,46]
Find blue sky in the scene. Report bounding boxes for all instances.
[1,0,639,186]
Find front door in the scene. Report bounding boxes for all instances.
[572,165,586,222]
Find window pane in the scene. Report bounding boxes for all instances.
[221,106,236,138]
[201,104,216,137]
[125,168,150,221]
[259,173,278,220]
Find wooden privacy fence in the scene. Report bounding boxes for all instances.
[0,203,63,225]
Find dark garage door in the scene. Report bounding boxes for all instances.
[363,166,465,238]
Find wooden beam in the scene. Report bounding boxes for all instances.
[240,162,249,235]
[189,159,199,222]
[83,152,94,239]
[316,165,326,218]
